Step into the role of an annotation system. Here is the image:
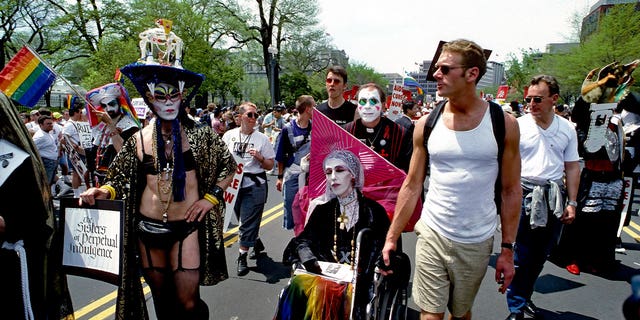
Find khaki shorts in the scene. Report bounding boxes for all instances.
[412,220,493,317]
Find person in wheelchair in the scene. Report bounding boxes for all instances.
[280,149,390,319]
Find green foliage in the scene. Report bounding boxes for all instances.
[279,72,312,107]
[346,62,388,88]
[506,4,640,103]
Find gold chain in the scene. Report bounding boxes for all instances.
[333,203,356,270]
[153,121,174,223]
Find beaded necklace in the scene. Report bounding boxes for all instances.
[333,200,357,270]
[153,121,174,223]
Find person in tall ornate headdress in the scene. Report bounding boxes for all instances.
[0,92,74,319]
[79,21,236,320]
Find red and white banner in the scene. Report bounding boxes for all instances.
[223,160,244,232]
[387,84,404,121]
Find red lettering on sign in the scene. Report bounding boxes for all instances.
[232,178,240,189]
[224,192,235,203]
[236,163,244,174]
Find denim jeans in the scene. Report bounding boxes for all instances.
[282,174,299,230]
[234,182,268,248]
[42,157,58,185]
[506,200,563,313]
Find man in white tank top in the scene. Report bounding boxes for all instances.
[504,75,580,320]
[382,39,522,320]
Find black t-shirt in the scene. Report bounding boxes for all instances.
[317,100,357,126]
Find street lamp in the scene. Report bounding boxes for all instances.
[268,45,278,108]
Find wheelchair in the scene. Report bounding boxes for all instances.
[274,228,411,320]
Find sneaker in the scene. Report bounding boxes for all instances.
[524,300,542,318]
[237,252,249,276]
[249,238,265,260]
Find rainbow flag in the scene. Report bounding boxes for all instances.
[403,75,424,95]
[0,46,56,107]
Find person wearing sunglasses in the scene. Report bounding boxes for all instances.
[504,75,580,320]
[80,22,237,319]
[222,102,275,277]
[317,65,357,126]
[381,39,523,320]
[344,83,412,172]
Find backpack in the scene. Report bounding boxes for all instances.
[423,100,506,213]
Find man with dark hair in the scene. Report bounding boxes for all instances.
[32,115,59,185]
[62,97,92,195]
[395,100,419,136]
[382,39,522,320]
[317,65,357,126]
[505,75,580,320]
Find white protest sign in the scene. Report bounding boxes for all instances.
[387,84,404,121]
[61,200,122,284]
[132,98,149,119]
[223,161,244,232]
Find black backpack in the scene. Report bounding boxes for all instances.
[423,100,506,213]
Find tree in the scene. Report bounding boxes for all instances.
[279,71,312,107]
[215,0,327,105]
[347,62,388,88]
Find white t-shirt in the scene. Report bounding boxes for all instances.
[32,129,58,160]
[62,120,93,149]
[519,114,580,182]
[222,127,275,187]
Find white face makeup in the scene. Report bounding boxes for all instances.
[324,158,354,198]
[357,88,382,123]
[150,83,182,120]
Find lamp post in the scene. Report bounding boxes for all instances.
[268,45,278,108]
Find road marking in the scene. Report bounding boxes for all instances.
[624,221,640,242]
[87,286,151,320]
[73,204,283,318]
[224,209,283,247]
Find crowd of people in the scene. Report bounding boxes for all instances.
[2,31,639,320]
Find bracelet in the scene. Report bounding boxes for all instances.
[277,174,284,179]
[100,185,116,200]
[567,200,578,207]
[204,193,219,206]
[210,185,225,202]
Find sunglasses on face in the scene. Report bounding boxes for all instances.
[358,97,380,106]
[436,65,467,75]
[101,99,119,108]
[153,91,181,102]
[326,78,342,85]
[244,112,258,119]
[524,96,544,103]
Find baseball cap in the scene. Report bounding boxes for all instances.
[274,104,285,111]
[53,111,63,119]
[30,110,40,116]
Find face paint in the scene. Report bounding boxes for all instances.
[150,83,182,120]
[102,99,121,118]
[324,158,354,198]
[357,88,382,123]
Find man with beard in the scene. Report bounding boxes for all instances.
[344,83,412,172]
[85,83,140,185]
[317,65,357,126]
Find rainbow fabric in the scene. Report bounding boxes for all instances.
[275,273,353,320]
[0,46,56,107]
[403,75,424,95]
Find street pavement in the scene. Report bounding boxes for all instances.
[67,176,640,319]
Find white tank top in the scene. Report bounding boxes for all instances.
[422,106,499,243]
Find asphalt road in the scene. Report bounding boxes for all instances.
[66,176,640,319]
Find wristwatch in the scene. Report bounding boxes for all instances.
[567,200,578,207]
[501,242,516,251]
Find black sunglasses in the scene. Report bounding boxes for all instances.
[436,65,466,75]
[524,96,544,104]
[245,112,258,118]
